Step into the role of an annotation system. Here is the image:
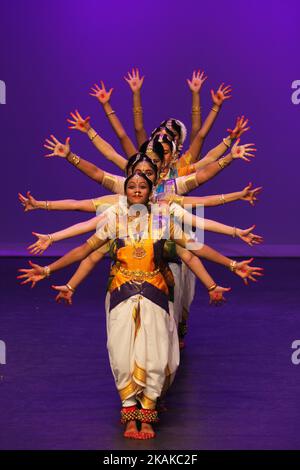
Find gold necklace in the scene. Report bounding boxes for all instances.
[127,217,148,259]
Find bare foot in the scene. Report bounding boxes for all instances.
[137,422,156,439]
[123,420,139,439]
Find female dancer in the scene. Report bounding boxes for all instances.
[17,173,263,439]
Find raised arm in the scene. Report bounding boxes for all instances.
[90,81,137,157]
[192,115,250,171]
[188,83,232,162]
[67,110,127,171]
[44,134,124,191]
[124,68,148,147]
[175,140,257,195]
[186,69,207,142]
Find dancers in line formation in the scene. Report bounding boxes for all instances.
[17,69,263,439]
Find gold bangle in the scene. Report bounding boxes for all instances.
[106,110,116,117]
[232,227,237,238]
[44,266,51,278]
[133,107,143,114]
[89,132,98,141]
[191,106,201,112]
[229,260,237,272]
[208,283,217,292]
[219,194,225,205]
[45,201,49,210]
[69,153,80,166]
[211,106,219,113]
[47,234,53,245]
[66,283,75,293]
[222,137,231,148]
[218,158,227,169]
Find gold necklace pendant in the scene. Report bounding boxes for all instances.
[132,240,147,259]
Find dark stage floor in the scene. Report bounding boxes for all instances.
[0,257,299,450]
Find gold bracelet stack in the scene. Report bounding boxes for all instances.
[211,106,219,113]
[106,110,116,117]
[66,283,75,293]
[68,153,81,166]
[44,266,51,278]
[208,283,217,292]
[229,260,237,272]
[133,106,143,114]
[232,227,237,238]
[45,201,49,210]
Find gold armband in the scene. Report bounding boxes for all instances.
[86,234,102,250]
[172,195,184,206]
[102,173,118,192]
[183,174,198,193]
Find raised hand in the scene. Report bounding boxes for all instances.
[231,139,257,162]
[234,258,264,285]
[236,225,263,246]
[187,69,207,93]
[27,232,52,255]
[124,68,145,93]
[44,135,70,158]
[18,191,38,212]
[17,261,46,288]
[209,285,231,305]
[211,83,232,106]
[67,110,91,133]
[227,115,250,139]
[52,285,73,305]
[90,81,113,104]
[240,183,263,206]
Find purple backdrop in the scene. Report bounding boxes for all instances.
[1,0,300,256]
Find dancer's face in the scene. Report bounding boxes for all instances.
[126,176,151,205]
[148,152,162,172]
[162,143,173,168]
[132,162,157,183]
